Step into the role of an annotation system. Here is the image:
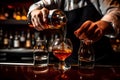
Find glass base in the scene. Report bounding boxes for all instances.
[33,66,49,74]
[54,61,71,80]
[59,64,71,72]
[54,61,71,72]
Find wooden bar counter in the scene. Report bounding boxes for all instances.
[0,64,120,80]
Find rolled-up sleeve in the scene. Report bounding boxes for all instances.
[27,0,44,21]
[27,0,59,22]
[93,0,120,37]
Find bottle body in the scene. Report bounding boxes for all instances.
[8,33,13,49]
[13,32,20,48]
[3,32,9,48]
[47,9,67,29]
[25,30,31,48]
[20,31,26,48]
[0,28,3,48]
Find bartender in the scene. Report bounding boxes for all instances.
[27,0,120,64]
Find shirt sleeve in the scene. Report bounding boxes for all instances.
[94,0,120,37]
[27,0,59,22]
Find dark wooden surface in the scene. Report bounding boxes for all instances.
[0,64,120,80]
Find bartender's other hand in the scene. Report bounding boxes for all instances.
[74,20,113,42]
[31,8,49,31]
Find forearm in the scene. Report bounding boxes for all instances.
[101,8,120,37]
[27,1,44,17]
[96,0,120,37]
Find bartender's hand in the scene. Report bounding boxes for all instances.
[74,20,113,43]
[30,8,49,31]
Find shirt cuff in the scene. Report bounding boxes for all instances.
[101,15,119,38]
[105,22,118,38]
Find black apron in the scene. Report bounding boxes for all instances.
[62,0,114,64]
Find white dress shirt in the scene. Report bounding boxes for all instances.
[28,0,120,37]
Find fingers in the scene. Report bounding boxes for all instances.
[30,8,49,31]
[74,20,93,39]
[31,10,42,30]
[86,23,98,40]
[92,27,103,41]
[41,8,49,22]
[74,20,103,42]
[41,8,49,29]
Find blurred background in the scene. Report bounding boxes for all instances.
[0,0,120,65]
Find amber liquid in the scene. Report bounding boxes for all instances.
[53,49,72,61]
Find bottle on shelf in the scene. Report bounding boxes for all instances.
[25,30,31,49]
[0,8,7,20]
[31,33,36,49]
[13,8,17,20]
[21,7,27,20]
[0,28,3,48]
[7,5,14,19]
[43,34,47,44]
[34,36,41,49]
[20,31,26,48]
[8,32,13,49]
[14,8,21,20]
[13,31,20,48]
[3,32,9,48]
[48,34,54,52]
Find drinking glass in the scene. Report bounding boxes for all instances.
[78,40,95,69]
[33,39,49,74]
[52,38,73,79]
